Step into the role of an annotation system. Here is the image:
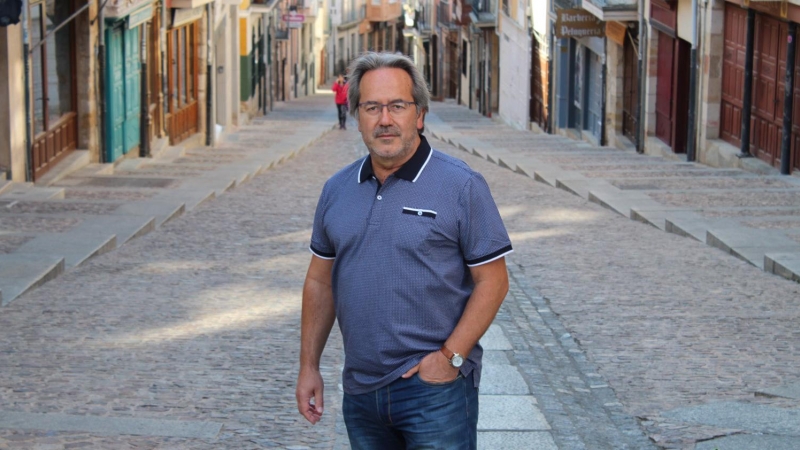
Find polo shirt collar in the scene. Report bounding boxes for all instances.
[358,135,433,184]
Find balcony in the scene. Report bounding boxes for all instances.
[581,0,638,21]
[469,0,495,27]
[437,0,455,27]
[365,0,402,23]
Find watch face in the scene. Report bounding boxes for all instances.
[451,354,464,368]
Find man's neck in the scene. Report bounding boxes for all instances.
[370,136,421,184]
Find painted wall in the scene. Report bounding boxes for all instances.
[498,13,530,129]
[0,24,26,180]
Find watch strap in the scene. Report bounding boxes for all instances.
[439,345,455,361]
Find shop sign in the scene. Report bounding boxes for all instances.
[0,0,22,26]
[128,5,153,28]
[555,8,603,39]
[282,13,304,22]
[172,5,204,28]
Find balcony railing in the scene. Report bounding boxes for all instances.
[437,0,453,26]
[472,0,493,14]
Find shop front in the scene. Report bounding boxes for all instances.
[28,0,80,178]
[720,2,800,172]
[165,6,203,145]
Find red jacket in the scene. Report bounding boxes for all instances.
[333,81,349,105]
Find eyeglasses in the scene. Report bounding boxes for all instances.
[357,101,417,117]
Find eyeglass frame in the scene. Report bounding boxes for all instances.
[356,101,419,117]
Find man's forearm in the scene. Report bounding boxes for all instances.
[299,263,336,370]
[444,259,509,358]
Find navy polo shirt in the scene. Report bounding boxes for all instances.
[310,135,513,395]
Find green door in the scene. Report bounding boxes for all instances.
[123,25,140,155]
[105,21,140,162]
[105,24,125,162]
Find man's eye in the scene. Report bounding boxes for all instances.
[364,105,379,113]
[389,103,406,112]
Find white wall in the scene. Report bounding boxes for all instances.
[498,13,530,130]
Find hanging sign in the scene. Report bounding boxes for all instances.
[606,21,626,46]
[128,5,154,29]
[172,6,204,28]
[555,8,604,39]
[0,0,23,26]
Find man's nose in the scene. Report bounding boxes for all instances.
[377,106,394,125]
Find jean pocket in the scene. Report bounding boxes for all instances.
[415,372,463,387]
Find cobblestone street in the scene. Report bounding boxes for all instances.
[1,95,799,449]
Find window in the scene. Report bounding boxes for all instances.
[29,0,75,136]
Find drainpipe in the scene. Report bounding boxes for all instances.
[140,21,150,157]
[636,0,646,153]
[686,0,698,161]
[601,37,607,146]
[739,8,755,158]
[547,25,554,134]
[206,3,214,147]
[162,0,168,138]
[781,23,797,175]
[98,0,107,163]
[22,2,33,181]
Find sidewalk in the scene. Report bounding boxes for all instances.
[425,103,800,284]
[0,96,337,306]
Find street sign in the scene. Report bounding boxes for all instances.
[555,8,603,39]
[282,13,305,22]
[287,21,302,28]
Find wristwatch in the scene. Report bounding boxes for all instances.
[439,345,464,368]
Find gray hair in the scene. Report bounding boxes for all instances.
[346,52,430,122]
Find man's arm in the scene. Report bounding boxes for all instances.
[296,255,336,424]
[402,257,510,382]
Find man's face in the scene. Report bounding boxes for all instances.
[357,68,424,164]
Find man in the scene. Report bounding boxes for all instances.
[296,52,512,449]
[332,73,349,130]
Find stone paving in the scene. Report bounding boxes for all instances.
[1,95,799,449]
[425,103,800,448]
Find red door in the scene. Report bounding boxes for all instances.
[720,4,747,146]
[751,15,785,166]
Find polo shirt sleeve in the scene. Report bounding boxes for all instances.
[459,172,513,267]
[309,183,336,260]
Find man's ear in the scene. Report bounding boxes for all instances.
[416,110,426,134]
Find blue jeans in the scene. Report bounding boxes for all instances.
[343,372,479,450]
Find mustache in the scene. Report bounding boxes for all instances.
[373,127,401,138]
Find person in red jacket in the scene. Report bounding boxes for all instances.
[332,73,349,130]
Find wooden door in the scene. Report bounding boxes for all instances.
[720,4,747,146]
[530,36,547,130]
[673,38,691,154]
[655,32,674,146]
[622,30,639,144]
[792,31,800,172]
[448,40,458,99]
[751,15,785,166]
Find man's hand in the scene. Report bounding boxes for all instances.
[296,368,325,424]
[401,350,459,383]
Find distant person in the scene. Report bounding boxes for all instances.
[296,51,512,449]
[332,73,349,130]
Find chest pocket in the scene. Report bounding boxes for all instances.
[395,207,438,255]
